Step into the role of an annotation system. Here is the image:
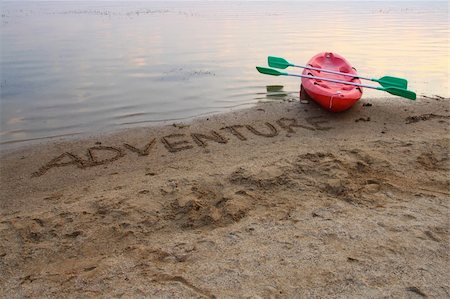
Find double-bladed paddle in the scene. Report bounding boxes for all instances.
[268,56,408,89]
[256,66,416,100]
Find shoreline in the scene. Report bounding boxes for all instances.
[1,96,449,297]
[2,94,448,154]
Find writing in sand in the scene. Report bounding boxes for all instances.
[32,117,331,177]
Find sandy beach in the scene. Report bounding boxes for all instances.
[1,96,449,298]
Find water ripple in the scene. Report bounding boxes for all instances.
[1,1,448,148]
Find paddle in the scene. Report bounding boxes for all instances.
[268,56,408,89]
[256,66,416,100]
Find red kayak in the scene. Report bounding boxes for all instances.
[301,52,363,112]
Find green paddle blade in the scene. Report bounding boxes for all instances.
[375,76,408,89]
[256,66,287,76]
[382,86,416,100]
[268,56,292,69]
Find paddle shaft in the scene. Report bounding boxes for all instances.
[285,72,381,90]
[256,66,415,100]
[290,63,373,81]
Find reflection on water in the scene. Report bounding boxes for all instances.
[1,1,448,147]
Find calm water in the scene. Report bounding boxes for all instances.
[1,1,449,147]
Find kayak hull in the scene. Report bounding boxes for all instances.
[301,52,363,112]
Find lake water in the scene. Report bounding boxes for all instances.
[1,1,448,147]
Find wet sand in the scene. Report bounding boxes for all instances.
[1,96,449,298]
